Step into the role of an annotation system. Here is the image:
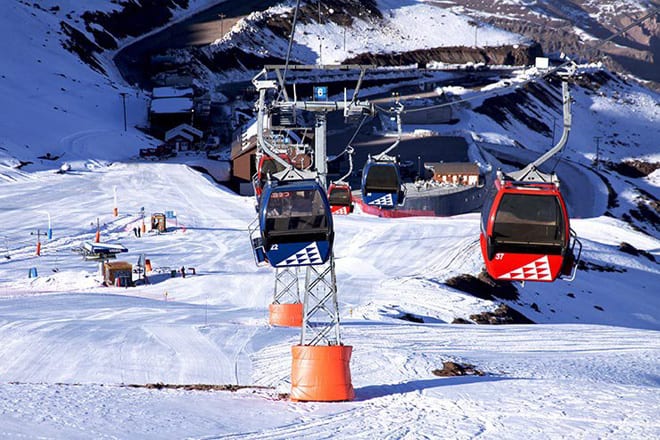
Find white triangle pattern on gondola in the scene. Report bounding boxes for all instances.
[370,194,393,206]
[499,255,552,281]
[333,206,349,215]
[279,243,322,266]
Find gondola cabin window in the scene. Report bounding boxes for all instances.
[492,193,565,254]
[365,165,399,192]
[265,189,329,244]
[329,187,351,205]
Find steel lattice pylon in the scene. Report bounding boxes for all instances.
[300,254,342,346]
[273,267,301,305]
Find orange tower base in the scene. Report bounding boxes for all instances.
[269,303,303,327]
[113,207,118,217]
[290,345,354,402]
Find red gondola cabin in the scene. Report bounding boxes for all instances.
[328,182,354,215]
[480,178,578,282]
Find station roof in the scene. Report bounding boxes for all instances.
[152,87,193,98]
[150,97,193,114]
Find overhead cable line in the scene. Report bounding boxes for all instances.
[279,0,301,100]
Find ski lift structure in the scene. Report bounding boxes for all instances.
[247,65,374,402]
[253,152,292,198]
[480,75,582,283]
[327,146,355,215]
[360,103,405,209]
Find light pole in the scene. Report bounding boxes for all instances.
[343,27,346,52]
[218,13,226,36]
[39,210,52,239]
[468,20,480,48]
[119,92,128,131]
[317,0,323,65]
[594,136,602,168]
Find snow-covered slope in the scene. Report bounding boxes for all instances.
[0,162,658,438]
[0,0,219,178]
[0,2,147,173]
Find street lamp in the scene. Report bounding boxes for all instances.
[38,210,52,239]
[468,20,480,48]
[218,13,226,36]
[119,92,128,131]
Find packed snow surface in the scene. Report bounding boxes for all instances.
[0,162,659,438]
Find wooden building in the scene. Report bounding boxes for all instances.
[426,162,480,186]
[151,213,167,233]
[164,124,203,151]
[103,261,133,287]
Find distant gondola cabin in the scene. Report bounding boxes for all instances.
[151,213,167,232]
[104,261,133,287]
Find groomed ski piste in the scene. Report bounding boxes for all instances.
[1,159,659,438]
[1,0,659,438]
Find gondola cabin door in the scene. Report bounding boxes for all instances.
[480,180,575,282]
[259,180,334,268]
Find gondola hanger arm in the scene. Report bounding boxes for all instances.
[334,145,354,184]
[374,102,404,161]
[255,81,294,170]
[509,70,573,182]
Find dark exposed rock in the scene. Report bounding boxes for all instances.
[81,0,188,41]
[606,160,660,178]
[344,43,543,68]
[577,260,626,273]
[432,361,485,377]
[473,82,554,134]
[60,22,105,75]
[445,271,519,301]
[469,304,535,325]
[127,382,273,392]
[618,242,657,263]
[399,313,424,323]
